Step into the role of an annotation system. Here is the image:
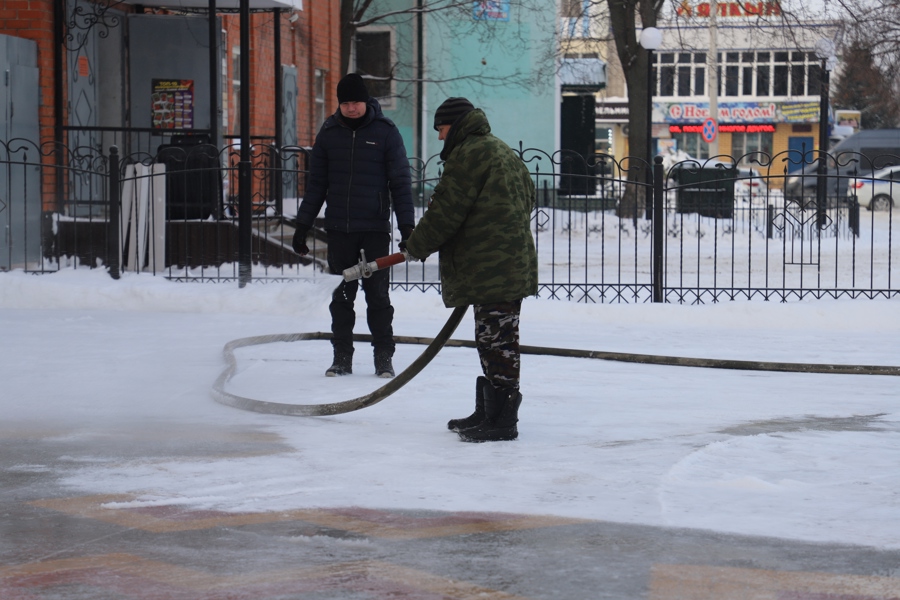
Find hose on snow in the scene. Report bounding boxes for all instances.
[212,305,899,417]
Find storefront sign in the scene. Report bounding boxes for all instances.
[596,102,630,120]
[675,0,781,17]
[151,79,194,129]
[661,101,822,124]
[670,124,776,133]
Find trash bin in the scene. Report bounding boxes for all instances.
[673,165,736,218]
[156,134,222,220]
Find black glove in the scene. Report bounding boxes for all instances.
[398,225,421,261]
[292,226,310,256]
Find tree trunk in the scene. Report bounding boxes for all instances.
[607,0,659,219]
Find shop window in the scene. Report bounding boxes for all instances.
[673,133,710,159]
[731,131,773,162]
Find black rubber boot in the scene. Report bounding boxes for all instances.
[458,384,522,442]
[374,349,395,378]
[447,376,489,432]
[325,349,353,377]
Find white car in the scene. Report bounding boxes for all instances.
[847,165,900,211]
[733,166,769,204]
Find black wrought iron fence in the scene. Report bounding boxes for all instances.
[1,140,897,303]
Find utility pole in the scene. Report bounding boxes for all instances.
[708,0,719,159]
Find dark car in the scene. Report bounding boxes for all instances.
[783,129,900,202]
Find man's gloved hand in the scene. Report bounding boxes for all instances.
[292,226,310,256]
[398,225,420,262]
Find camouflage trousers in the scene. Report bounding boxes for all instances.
[473,299,522,390]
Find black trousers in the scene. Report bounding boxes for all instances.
[327,230,394,356]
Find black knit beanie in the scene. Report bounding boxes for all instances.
[433,97,475,130]
[337,73,369,103]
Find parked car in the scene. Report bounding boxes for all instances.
[784,129,900,201]
[734,166,768,204]
[847,164,900,211]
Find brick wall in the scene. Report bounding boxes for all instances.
[221,1,341,147]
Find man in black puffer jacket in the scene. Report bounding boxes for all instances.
[292,73,415,378]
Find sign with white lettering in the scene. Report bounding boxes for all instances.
[660,101,821,124]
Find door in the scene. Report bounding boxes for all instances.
[0,35,40,269]
[281,65,298,206]
[787,136,814,174]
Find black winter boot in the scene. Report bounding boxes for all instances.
[458,384,522,442]
[374,349,395,378]
[447,376,489,432]
[325,349,353,377]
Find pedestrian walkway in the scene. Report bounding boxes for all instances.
[3,421,899,600]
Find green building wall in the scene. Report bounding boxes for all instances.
[374,2,558,175]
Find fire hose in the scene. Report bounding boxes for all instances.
[211,251,900,417]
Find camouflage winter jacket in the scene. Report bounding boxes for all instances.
[404,109,538,307]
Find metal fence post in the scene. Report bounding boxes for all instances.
[652,155,664,302]
[108,146,120,280]
[767,204,774,239]
[849,197,860,238]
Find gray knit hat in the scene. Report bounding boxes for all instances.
[433,97,475,130]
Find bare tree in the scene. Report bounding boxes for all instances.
[832,38,900,129]
[340,0,546,90]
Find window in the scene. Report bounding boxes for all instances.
[731,131,773,163]
[660,66,676,96]
[742,66,753,95]
[314,69,326,126]
[672,133,709,159]
[678,66,691,96]
[790,65,805,96]
[756,65,770,96]
[725,65,739,96]
[653,51,706,97]
[773,65,788,95]
[561,0,582,17]
[355,29,394,102]
[231,47,241,134]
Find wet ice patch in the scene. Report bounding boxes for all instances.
[659,429,900,548]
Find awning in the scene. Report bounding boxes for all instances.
[560,57,607,93]
[118,0,302,9]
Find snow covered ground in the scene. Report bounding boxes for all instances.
[1,266,898,550]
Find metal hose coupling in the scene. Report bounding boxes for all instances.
[342,250,409,282]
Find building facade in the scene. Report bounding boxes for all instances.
[348,0,560,175]
[583,2,842,179]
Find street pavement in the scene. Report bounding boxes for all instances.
[3,420,899,600]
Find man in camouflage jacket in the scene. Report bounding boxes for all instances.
[403,98,537,442]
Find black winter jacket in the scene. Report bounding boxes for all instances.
[296,98,414,233]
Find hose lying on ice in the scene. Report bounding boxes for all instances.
[212,306,899,417]
[211,305,468,416]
